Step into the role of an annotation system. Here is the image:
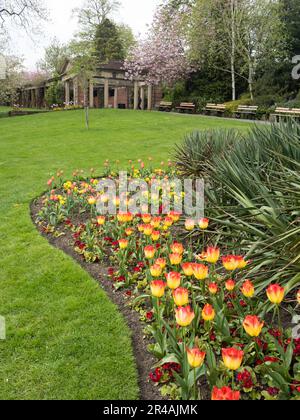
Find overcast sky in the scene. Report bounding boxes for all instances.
[10,0,161,70]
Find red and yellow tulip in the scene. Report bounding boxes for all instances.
[241,280,255,298]
[169,253,183,266]
[198,218,209,230]
[185,219,195,231]
[202,304,216,322]
[222,348,244,371]
[208,283,219,295]
[175,306,195,327]
[181,262,194,277]
[118,239,128,250]
[166,272,181,290]
[267,284,285,305]
[243,315,264,337]
[150,280,166,298]
[187,347,206,369]
[193,263,209,281]
[173,287,189,307]
[144,245,156,259]
[150,264,163,278]
[225,279,236,292]
[170,242,184,255]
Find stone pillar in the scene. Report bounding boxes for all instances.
[74,78,79,105]
[134,81,139,110]
[36,88,39,108]
[147,85,153,111]
[65,81,70,105]
[140,87,145,110]
[114,88,118,109]
[104,79,109,108]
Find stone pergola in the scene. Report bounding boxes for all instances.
[62,60,159,110]
[18,60,162,110]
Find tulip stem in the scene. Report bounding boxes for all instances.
[276,305,282,333]
[194,368,198,400]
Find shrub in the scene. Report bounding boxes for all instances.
[175,122,300,292]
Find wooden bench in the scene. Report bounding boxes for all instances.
[235,105,258,119]
[204,103,226,115]
[176,102,196,113]
[271,107,300,122]
[157,101,173,112]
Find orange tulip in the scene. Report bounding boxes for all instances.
[144,245,156,259]
[193,263,209,281]
[243,315,264,337]
[169,211,181,222]
[204,247,220,264]
[222,255,239,271]
[222,348,244,371]
[235,256,248,269]
[169,253,183,266]
[187,348,206,369]
[150,280,166,298]
[142,214,152,224]
[297,290,300,305]
[225,279,236,292]
[151,217,162,228]
[151,231,160,241]
[150,264,163,278]
[155,258,166,270]
[175,306,195,327]
[166,272,181,290]
[209,283,218,295]
[97,216,105,226]
[170,242,184,255]
[267,284,285,305]
[198,218,209,230]
[181,262,194,277]
[173,288,189,307]
[212,387,240,401]
[118,239,128,250]
[164,217,173,227]
[202,304,215,322]
[137,224,145,233]
[241,280,255,298]
[88,196,96,205]
[125,228,134,237]
[185,219,195,231]
[143,224,153,236]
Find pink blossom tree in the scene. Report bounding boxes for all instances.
[124,6,193,86]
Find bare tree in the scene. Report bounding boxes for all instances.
[73,0,120,31]
[0,0,47,33]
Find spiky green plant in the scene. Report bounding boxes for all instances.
[176,121,300,292]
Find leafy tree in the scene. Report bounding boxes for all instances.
[44,80,64,107]
[124,6,192,86]
[94,18,125,63]
[0,55,23,105]
[38,38,69,77]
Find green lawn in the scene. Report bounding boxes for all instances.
[0,109,250,400]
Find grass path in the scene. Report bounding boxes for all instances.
[0,109,250,400]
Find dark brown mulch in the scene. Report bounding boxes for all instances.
[30,197,164,401]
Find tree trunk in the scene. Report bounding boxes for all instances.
[248,62,254,101]
[83,79,89,130]
[231,0,236,101]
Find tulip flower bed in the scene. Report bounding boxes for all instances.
[33,164,300,401]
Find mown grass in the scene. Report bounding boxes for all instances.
[0,109,250,400]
